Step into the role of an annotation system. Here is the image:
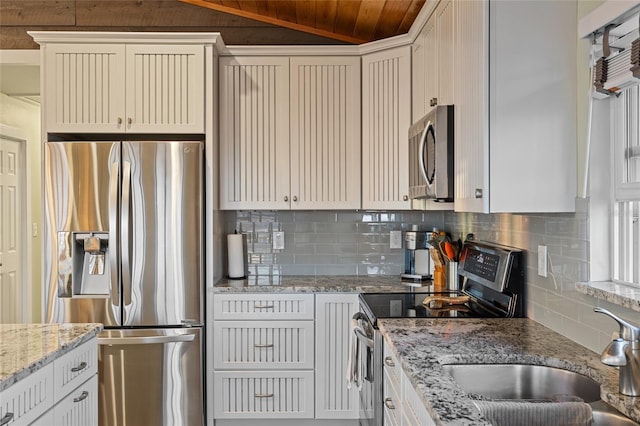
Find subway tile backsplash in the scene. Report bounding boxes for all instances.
[225,210,445,276]
[224,198,635,353]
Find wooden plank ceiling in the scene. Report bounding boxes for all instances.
[178,0,426,44]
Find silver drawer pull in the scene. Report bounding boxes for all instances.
[0,413,14,426]
[73,391,89,403]
[71,361,88,372]
[384,357,395,367]
[384,398,396,410]
[254,393,274,398]
[254,343,274,348]
[254,304,274,309]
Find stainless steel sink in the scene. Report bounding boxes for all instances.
[442,364,639,425]
[442,363,601,402]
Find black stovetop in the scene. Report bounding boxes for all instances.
[359,291,511,326]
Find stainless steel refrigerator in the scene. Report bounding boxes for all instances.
[43,140,204,426]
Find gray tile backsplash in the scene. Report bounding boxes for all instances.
[225,210,444,276]
[224,198,635,353]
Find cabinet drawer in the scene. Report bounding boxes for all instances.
[214,321,314,370]
[213,371,314,419]
[383,342,402,392]
[383,370,401,426]
[53,338,98,400]
[51,375,98,426]
[0,363,54,426]
[213,294,314,320]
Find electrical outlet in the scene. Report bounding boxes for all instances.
[538,245,548,278]
[273,231,285,250]
[390,230,402,249]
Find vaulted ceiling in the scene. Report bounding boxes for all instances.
[179,0,426,44]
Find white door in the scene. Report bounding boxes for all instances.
[0,134,24,322]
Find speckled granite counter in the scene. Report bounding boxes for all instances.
[576,281,640,313]
[0,323,103,392]
[378,318,640,425]
[214,275,430,293]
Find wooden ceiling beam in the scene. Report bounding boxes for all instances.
[179,0,364,44]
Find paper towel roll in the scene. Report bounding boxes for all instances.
[227,234,247,279]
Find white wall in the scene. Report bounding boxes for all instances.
[0,92,41,322]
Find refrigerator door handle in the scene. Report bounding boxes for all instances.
[121,161,132,306]
[98,333,196,345]
[108,161,120,307]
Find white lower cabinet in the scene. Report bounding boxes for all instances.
[212,292,360,422]
[1,337,98,426]
[213,371,314,419]
[383,339,435,426]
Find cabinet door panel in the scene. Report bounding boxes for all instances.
[362,46,411,210]
[125,44,204,133]
[290,57,361,210]
[219,56,290,210]
[437,0,455,106]
[44,44,126,133]
[454,0,489,213]
[315,293,359,419]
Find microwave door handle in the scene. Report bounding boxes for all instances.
[121,161,132,307]
[418,122,431,184]
[108,161,120,307]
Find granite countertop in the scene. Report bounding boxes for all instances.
[378,318,640,425]
[0,323,103,392]
[214,275,431,293]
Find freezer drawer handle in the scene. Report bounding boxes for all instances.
[254,304,275,310]
[0,413,14,426]
[98,333,196,345]
[254,343,274,348]
[254,393,274,398]
[73,391,89,403]
[70,361,88,372]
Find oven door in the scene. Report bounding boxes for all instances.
[352,312,383,426]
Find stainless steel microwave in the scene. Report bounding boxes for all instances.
[408,105,454,201]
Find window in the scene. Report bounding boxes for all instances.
[612,85,640,284]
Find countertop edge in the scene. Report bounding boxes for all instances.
[0,323,103,392]
[576,281,640,313]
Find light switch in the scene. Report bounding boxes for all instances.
[390,230,402,249]
[537,245,548,278]
[273,231,284,250]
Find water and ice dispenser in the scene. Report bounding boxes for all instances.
[57,231,111,297]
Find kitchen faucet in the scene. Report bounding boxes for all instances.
[594,307,640,396]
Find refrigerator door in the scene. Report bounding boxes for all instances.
[122,141,203,327]
[98,328,203,426]
[43,141,121,326]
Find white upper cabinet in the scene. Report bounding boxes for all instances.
[42,43,205,134]
[454,0,576,213]
[412,0,454,122]
[219,56,290,210]
[44,44,126,133]
[362,46,412,210]
[290,57,361,210]
[220,55,361,210]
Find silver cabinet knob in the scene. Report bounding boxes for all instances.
[384,356,395,367]
[403,195,409,201]
[430,97,438,107]
[384,398,396,410]
[117,117,123,125]
[284,196,289,202]
[127,117,132,125]
[292,195,298,202]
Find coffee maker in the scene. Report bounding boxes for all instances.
[401,226,432,281]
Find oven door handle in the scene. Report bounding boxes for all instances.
[354,327,374,349]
